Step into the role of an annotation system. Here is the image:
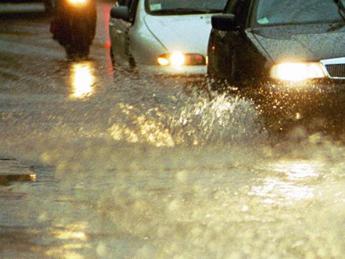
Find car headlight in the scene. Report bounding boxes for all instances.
[157,52,206,67]
[270,62,326,82]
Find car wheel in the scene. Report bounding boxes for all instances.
[207,72,229,93]
[65,23,91,59]
[207,50,239,93]
[66,44,90,60]
[66,30,91,59]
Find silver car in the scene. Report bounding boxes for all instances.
[109,0,227,75]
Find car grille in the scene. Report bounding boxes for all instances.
[325,64,345,78]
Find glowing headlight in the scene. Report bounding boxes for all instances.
[169,52,185,66]
[270,62,326,82]
[157,52,206,67]
[66,0,88,6]
[158,52,185,67]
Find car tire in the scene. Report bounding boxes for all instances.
[66,44,90,60]
[64,22,90,59]
[207,49,239,93]
[110,46,137,72]
[207,50,225,92]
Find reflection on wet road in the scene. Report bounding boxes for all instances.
[69,61,96,99]
[1,1,345,258]
[251,160,321,205]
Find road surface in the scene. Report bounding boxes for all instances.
[1,2,345,258]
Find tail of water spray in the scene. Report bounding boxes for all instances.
[108,88,267,147]
[170,91,267,145]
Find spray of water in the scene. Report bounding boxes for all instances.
[105,77,267,148]
[170,91,266,146]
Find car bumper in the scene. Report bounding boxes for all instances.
[245,80,345,120]
[224,77,345,133]
[137,65,207,77]
[245,78,345,93]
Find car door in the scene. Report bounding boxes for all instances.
[109,0,138,66]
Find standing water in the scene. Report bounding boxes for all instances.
[1,2,345,258]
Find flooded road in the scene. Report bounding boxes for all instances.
[1,2,345,258]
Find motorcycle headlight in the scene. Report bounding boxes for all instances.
[270,62,326,82]
[157,52,206,67]
[66,0,88,6]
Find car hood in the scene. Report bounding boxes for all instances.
[144,14,213,55]
[247,24,345,63]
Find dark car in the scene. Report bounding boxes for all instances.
[207,0,345,90]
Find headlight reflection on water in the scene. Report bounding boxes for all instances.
[272,160,321,181]
[251,160,322,204]
[250,178,315,205]
[69,62,96,99]
[46,223,89,258]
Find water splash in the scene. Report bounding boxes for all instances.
[106,87,266,147]
[170,92,266,146]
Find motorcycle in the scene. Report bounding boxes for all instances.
[50,0,96,59]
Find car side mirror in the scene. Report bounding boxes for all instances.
[211,14,238,31]
[110,6,130,22]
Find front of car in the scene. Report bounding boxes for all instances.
[238,0,345,131]
[246,0,345,90]
[129,0,227,76]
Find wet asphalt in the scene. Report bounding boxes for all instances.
[2,2,345,258]
[0,2,117,257]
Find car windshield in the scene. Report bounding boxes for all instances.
[255,0,343,26]
[146,0,227,15]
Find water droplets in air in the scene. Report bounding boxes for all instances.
[107,83,266,147]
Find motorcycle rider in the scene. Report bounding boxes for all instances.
[50,0,97,58]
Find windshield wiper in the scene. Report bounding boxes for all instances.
[151,8,221,15]
[328,0,345,31]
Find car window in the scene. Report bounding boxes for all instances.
[255,0,342,26]
[146,0,228,15]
